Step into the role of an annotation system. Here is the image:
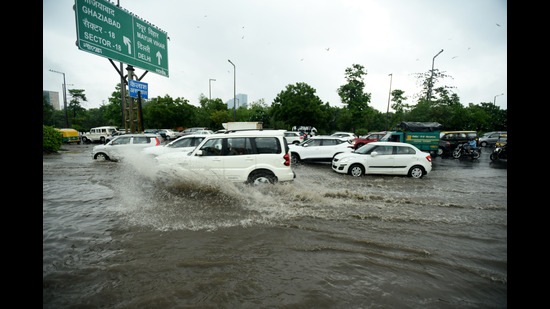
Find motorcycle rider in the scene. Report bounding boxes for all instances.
[464,138,478,154]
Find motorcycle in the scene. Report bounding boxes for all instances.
[452,142,481,159]
[490,144,507,162]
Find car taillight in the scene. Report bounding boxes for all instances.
[283,153,290,166]
[154,137,160,146]
[425,155,432,162]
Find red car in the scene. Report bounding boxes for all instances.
[350,131,387,150]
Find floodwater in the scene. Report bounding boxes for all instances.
[43,144,507,308]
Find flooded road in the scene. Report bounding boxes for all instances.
[43,144,507,308]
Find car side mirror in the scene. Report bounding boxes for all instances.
[195,150,204,156]
[370,151,378,156]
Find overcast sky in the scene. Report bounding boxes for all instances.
[43,0,507,112]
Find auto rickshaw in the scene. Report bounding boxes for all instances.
[56,128,81,144]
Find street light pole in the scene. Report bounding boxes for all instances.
[426,49,444,102]
[386,73,393,131]
[228,59,236,121]
[49,69,69,127]
[493,93,504,106]
[209,78,216,100]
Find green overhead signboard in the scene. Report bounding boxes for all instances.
[74,0,169,77]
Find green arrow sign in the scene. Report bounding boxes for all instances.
[74,0,169,77]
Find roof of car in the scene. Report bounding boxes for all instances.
[209,129,286,137]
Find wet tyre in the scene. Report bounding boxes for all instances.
[348,164,364,177]
[408,166,425,179]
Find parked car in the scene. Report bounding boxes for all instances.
[92,133,161,162]
[158,129,178,140]
[350,131,386,150]
[330,132,357,141]
[439,131,479,156]
[478,131,507,147]
[154,129,295,185]
[332,141,432,179]
[82,126,119,144]
[177,127,209,137]
[142,134,206,159]
[284,131,304,145]
[289,135,353,164]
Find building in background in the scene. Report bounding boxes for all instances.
[226,93,248,109]
[43,90,61,110]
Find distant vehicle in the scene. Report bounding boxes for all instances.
[439,130,479,156]
[56,128,81,144]
[330,132,357,141]
[158,129,178,140]
[350,131,386,150]
[332,141,432,179]
[380,122,442,157]
[92,133,161,162]
[177,127,208,137]
[478,131,506,147]
[283,131,303,145]
[82,126,118,144]
[288,135,353,164]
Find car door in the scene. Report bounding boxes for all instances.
[108,135,132,159]
[392,145,417,175]
[188,137,225,179]
[298,138,323,160]
[364,144,395,174]
[223,137,257,182]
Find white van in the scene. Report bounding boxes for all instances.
[155,130,296,185]
[82,126,119,144]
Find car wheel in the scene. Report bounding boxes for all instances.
[408,166,424,179]
[452,150,461,159]
[94,153,110,161]
[480,141,487,147]
[348,164,364,177]
[291,153,300,165]
[247,171,276,185]
[100,137,106,144]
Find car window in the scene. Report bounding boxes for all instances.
[466,133,477,139]
[254,137,281,154]
[373,145,393,155]
[306,139,322,146]
[171,138,192,148]
[227,137,252,155]
[322,139,338,146]
[133,136,150,144]
[200,138,223,156]
[111,136,131,145]
[396,146,415,154]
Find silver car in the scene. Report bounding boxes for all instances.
[478,131,506,147]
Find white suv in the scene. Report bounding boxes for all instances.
[155,130,295,185]
[82,126,119,144]
[92,133,161,161]
[289,135,353,164]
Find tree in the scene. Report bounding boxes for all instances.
[271,82,327,130]
[337,64,373,133]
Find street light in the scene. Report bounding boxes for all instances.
[49,69,69,127]
[493,93,504,106]
[228,59,236,121]
[426,49,444,101]
[209,78,216,100]
[386,73,393,130]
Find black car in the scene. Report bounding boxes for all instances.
[439,131,479,156]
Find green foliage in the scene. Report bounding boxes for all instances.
[43,125,63,153]
[43,65,507,137]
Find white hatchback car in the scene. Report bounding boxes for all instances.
[142,134,207,159]
[331,141,432,179]
[289,135,353,164]
[155,130,296,185]
[92,133,161,162]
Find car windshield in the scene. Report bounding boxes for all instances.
[355,143,376,154]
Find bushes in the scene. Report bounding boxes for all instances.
[43,125,63,153]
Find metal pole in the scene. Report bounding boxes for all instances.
[386,73,393,131]
[493,93,504,106]
[426,49,444,101]
[49,69,69,127]
[228,59,236,121]
[209,78,216,100]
